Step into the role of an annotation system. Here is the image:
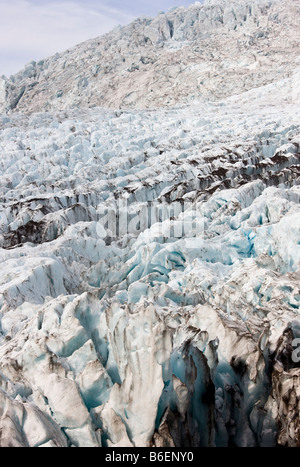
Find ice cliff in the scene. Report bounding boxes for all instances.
[0,0,299,448]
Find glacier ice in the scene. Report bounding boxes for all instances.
[0,0,300,449]
[0,76,299,446]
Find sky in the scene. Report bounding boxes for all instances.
[0,0,197,77]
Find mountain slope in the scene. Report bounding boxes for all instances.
[1,0,300,113]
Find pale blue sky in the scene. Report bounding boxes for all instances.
[0,0,197,77]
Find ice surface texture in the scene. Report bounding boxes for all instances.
[0,0,300,448]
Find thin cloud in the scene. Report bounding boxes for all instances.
[0,0,197,77]
[0,0,134,76]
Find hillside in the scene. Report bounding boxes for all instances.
[1,0,300,113]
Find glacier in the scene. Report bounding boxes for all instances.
[0,0,300,448]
